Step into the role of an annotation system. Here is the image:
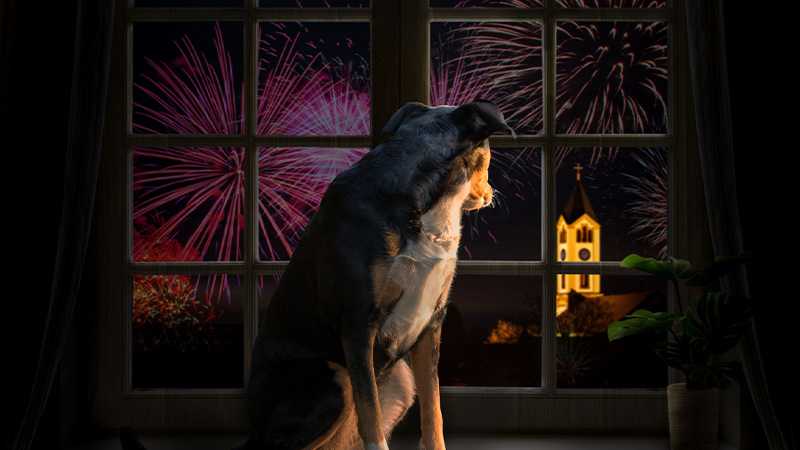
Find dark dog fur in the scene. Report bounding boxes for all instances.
[119,100,514,450]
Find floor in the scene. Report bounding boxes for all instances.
[65,432,737,450]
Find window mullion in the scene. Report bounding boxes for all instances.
[541,4,558,395]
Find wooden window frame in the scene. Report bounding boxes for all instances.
[94,0,706,434]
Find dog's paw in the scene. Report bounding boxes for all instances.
[366,439,390,450]
[419,438,446,450]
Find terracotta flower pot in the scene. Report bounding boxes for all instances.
[667,383,720,450]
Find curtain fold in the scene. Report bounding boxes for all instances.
[685,2,788,450]
[10,0,115,449]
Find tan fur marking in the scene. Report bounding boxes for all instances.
[372,261,403,309]
[410,329,446,450]
[301,363,354,450]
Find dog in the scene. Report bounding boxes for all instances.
[119,100,514,450]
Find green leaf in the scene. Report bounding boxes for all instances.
[685,251,755,287]
[620,254,700,284]
[607,309,677,341]
[683,292,754,354]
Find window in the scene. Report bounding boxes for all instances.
[97,0,697,433]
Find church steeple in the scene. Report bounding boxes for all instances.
[556,164,602,315]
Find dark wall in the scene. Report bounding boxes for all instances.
[2,0,82,448]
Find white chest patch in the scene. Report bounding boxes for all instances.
[378,183,468,357]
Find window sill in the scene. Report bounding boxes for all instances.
[64,432,738,450]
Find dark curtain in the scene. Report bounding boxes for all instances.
[685,2,791,450]
[1,0,114,449]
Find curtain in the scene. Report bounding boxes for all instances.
[3,0,115,448]
[685,2,790,450]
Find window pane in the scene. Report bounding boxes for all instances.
[257,275,281,324]
[431,21,542,135]
[556,147,667,260]
[135,0,243,7]
[132,274,244,389]
[260,0,369,7]
[556,0,666,7]
[431,0,542,8]
[133,22,244,134]
[133,147,245,262]
[460,147,541,261]
[556,21,667,134]
[258,22,370,135]
[440,275,541,387]
[258,147,368,261]
[555,275,667,389]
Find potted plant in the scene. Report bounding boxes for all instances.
[607,252,754,450]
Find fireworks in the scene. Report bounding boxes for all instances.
[556,20,668,134]
[257,22,370,136]
[431,20,543,135]
[622,148,668,258]
[133,23,243,135]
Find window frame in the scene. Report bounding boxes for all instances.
[95,0,703,434]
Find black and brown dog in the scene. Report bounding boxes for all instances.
[119,100,514,450]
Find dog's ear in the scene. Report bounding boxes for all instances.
[451,100,516,141]
[382,102,429,134]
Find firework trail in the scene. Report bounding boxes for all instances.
[133,146,246,263]
[133,23,243,134]
[556,0,665,7]
[556,20,668,134]
[258,22,370,136]
[258,146,367,261]
[622,148,667,258]
[432,20,542,135]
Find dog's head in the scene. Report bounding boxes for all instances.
[382,100,515,211]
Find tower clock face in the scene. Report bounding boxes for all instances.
[579,249,591,261]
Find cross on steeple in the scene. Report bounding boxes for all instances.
[574,163,584,180]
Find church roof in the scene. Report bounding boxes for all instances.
[561,177,598,224]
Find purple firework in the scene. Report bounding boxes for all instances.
[134,23,243,134]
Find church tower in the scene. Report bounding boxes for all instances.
[557,163,602,315]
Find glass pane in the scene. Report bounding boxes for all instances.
[261,0,369,6]
[132,274,244,389]
[431,21,542,135]
[257,275,281,325]
[431,0,542,7]
[557,0,666,7]
[133,22,244,134]
[556,147,667,260]
[556,21,668,134]
[133,147,245,262]
[555,275,667,388]
[460,147,541,261]
[440,275,541,387]
[135,0,243,7]
[258,22,370,135]
[258,147,368,260]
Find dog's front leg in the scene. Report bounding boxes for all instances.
[342,329,389,450]
[409,323,446,450]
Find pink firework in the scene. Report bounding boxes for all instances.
[258,22,371,135]
[433,20,543,134]
[134,23,243,134]
[258,146,367,260]
[133,146,245,262]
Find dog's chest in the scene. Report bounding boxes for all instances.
[377,193,464,359]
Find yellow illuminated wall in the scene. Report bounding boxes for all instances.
[556,165,602,315]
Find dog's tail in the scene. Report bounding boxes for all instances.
[117,426,255,450]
